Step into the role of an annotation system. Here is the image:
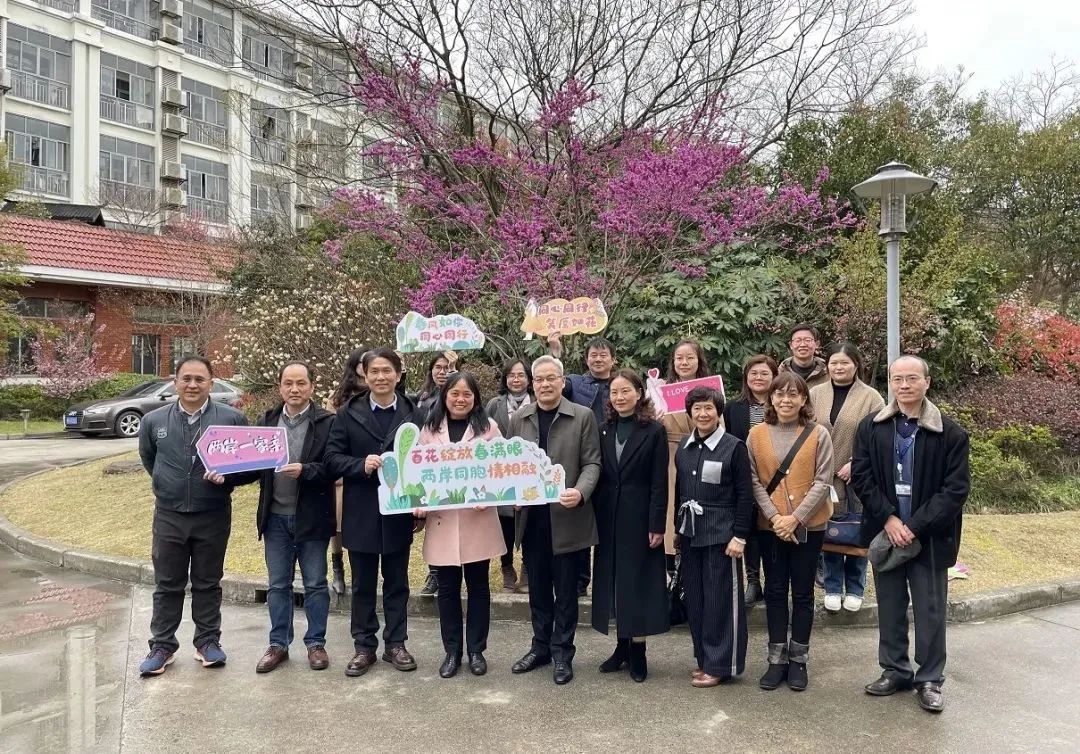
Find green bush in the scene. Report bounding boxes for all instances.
[0,372,157,419]
[968,436,1038,512]
[984,424,1060,474]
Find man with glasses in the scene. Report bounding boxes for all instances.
[780,324,828,388]
[851,355,970,713]
[508,355,602,685]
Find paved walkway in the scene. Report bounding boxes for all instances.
[0,437,138,487]
[0,545,1077,753]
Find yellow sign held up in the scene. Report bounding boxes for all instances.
[521,297,608,339]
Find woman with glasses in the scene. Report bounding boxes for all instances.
[747,373,834,692]
[810,343,884,613]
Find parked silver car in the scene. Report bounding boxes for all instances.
[63,378,244,438]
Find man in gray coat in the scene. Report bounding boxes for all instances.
[508,355,601,685]
[136,355,253,677]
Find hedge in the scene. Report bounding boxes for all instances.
[0,373,153,419]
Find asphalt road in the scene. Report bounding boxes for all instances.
[0,437,138,488]
[0,544,1077,754]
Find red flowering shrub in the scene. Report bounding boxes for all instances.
[994,298,1080,383]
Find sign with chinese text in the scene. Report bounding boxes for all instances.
[196,426,289,475]
[396,311,486,352]
[377,423,566,514]
[520,297,608,339]
[645,369,726,415]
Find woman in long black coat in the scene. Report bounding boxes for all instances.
[591,369,670,682]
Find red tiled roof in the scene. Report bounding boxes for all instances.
[0,216,235,285]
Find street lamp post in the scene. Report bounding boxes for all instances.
[852,162,937,388]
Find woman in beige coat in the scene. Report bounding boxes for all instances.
[417,372,506,679]
[809,342,885,613]
[657,340,712,575]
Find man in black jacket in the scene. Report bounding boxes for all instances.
[851,355,969,713]
[254,362,337,674]
[137,355,254,677]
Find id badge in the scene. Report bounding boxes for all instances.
[895,483,912,497]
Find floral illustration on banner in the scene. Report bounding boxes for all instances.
[395,311,487,352]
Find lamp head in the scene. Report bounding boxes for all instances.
[852,161,937,237]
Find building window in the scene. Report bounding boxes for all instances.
[4,335,34,373]
[241,25,295,85]
[170,336,197,370]
[100,53,155,130]
[6,25,73,110]
[15,297,90,319]
[184,1,234,66]
[133,306,187,325]
[5,115,71,197]
[251,172,291,226]
[99,136,156,208]
[312,49,349,98]
[131,334,161,375]
[182,78,229,149]
[250,101,290,164]
[181,155,229,225]
[305,121,349,181]
[91,0,154,41]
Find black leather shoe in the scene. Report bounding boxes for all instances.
[439,653,461,678]
[553,661,574,685]
[745,580,763,605]
[468,652,488,676]
[916,683,945,712]
[511,651,551,674]
[599,639,629,673]
[628,642,647,683]
[865,674,913,696]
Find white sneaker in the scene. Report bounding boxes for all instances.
[843,595,864,612]
[823,594,842,612]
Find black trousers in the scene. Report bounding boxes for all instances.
[757,530,825,646]
[683,544,747,678]
[874,553,949,685]
[522,506,580,663]
[578,547,591,589]
[348,548,410,652]
[744,533,762,584]
[436,560,491,655]
[149,506,231,653]
[499,515,515,568]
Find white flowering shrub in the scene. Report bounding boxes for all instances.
[224,262,397,403]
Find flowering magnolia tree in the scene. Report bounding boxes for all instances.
[223,261,398,403]
[29,314,110,399]
[322,59,855,361]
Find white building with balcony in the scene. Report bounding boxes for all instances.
[0,0,380,234]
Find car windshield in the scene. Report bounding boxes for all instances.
[118,382,163,398]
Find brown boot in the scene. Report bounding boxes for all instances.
[256,645,288,674]
[501,564,517,591]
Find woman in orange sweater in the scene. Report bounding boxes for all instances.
[747,372,834,693]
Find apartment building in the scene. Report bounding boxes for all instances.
[0,0,377,233]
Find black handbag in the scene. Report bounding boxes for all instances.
[668,553,688,626]
[824,511,862,547]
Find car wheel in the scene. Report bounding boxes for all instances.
[114,411,142,438]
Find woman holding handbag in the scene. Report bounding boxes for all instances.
[747,373,834,692]
[810,343,884,613]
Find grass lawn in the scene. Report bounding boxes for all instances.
[0,418,63,438]
[3,451,1079,596]
[0,452,516,590]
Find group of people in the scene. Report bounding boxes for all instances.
[136,322,969,714]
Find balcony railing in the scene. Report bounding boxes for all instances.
[38,0,78,12]
[186,121,229,149]
[251,137,289,165]
[91,7,155,40]
[100,180,156,209]
[186,41,233,67]
[9,71,71,110]
[186,197,228,225]
[19,165,70,197]
[100,96,154,130]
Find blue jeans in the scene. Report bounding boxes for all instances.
[264,513,330,648]
[822,551,867,597]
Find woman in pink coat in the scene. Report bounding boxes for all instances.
[417,371,506,679]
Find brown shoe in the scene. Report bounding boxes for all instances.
[256,645,288,674]
[502,564,518,591]
[382,645,417,671]
[516,569,529,593]
[345,650,377,677]
[691,668,705,679]
[307,645,330,671]
[691,672,722,688]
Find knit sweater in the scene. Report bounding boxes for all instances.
[747,421,834,530]
[809,379,885,513]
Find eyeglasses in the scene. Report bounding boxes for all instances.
[889,375,925,385]
[533,376,563,384]
[790,338,817,345]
